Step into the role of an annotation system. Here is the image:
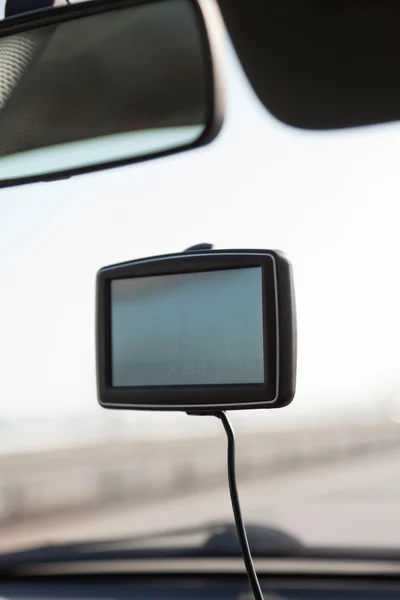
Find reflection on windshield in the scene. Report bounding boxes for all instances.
[1,418,400,553]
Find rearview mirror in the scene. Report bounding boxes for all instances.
[96,249,296,412]
[0,0,224,187]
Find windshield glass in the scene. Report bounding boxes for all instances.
[1,15,400,556]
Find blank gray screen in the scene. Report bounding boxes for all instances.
[111,267,265,386]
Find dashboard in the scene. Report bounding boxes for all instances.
[2,575,400,600]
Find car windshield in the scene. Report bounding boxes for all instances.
[1,11,400,558]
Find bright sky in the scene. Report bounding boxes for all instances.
[1,9,400,433]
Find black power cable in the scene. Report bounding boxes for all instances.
[215,411,264,600]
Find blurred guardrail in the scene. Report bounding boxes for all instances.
[0,421,399,524]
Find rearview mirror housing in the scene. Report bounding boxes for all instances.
[96,249,296,413]
[0,0,224,188]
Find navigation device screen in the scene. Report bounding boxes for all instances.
[110,267,265,387]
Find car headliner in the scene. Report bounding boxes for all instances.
[217,0,400,130]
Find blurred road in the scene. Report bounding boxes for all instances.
[2,447,400,552]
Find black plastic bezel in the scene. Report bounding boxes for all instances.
[0,0,224,189]
[96,249,296,412]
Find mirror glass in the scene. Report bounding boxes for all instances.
[0,0,209,182]
[111,268,265,387]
